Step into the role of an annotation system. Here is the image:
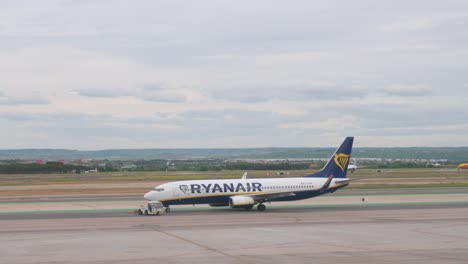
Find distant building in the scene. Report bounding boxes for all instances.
[121,164,137,171]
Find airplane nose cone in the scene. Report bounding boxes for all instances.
[144,191,152,201]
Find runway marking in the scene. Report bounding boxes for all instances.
[150,227,250,263]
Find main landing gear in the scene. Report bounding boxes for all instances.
[243,204,266,211]
[257,204,266,211]
[165,206,171,213]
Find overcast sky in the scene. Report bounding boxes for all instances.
[1,0,467,149]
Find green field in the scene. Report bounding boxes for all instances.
[1,168,468,189]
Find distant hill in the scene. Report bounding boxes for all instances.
[1,147,468,162]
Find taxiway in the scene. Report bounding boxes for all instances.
[1,190,468,264]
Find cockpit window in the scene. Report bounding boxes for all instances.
[153,188,164,192]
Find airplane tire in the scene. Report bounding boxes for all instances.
[165,207,170,213]
[138,209,143,215]
[257,204,266,211]
[156,211,160,216]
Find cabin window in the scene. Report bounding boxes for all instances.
[153,188,164,192]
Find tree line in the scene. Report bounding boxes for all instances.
[0,162,90,174]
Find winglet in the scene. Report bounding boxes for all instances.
[241,172,248,179]
[323,173,335,188]
[320,173,335,192]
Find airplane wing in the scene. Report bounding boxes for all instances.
[244,180,332,203]
[335,176,369,184]
[335,179,351,184]
[245,172,337,203]
[248,191,297,203]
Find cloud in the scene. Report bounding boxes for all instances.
[208,84,368,103]
[1,1,468,148]
[0,91,49,105]
[380,85,432,97]
[379,13,468,33]
[76,85,187,103]
[140,84,187,103]
[77,89,133,98]
[0,111,111,123]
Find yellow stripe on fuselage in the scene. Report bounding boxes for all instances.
[159,191,269,203]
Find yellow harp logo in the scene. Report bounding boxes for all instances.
[334,153,350,172]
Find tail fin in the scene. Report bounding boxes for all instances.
[305,137,354,179]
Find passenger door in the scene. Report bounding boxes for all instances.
[173,185,179,198]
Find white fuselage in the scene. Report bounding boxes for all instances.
[144,177,349,206]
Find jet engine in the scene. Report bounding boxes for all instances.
[229,196,255,208]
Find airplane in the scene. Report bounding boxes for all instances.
[143,137,354,212]
[348,164,358,172]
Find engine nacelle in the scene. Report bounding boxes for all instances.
[229,196,255,208]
